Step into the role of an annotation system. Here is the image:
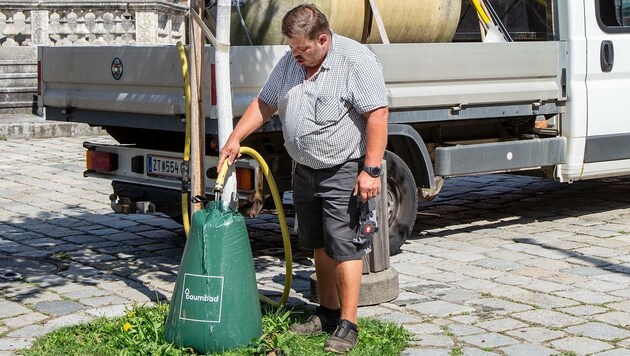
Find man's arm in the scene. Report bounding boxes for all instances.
[217,98,277,169]
[355,106,389,202]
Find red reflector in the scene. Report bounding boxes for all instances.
[235,167,253,191]
[210,64,217,106]
[86,151,118,172]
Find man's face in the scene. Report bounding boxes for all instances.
[287,34,329,68]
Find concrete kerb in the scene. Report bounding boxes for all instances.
[0,114,104,140]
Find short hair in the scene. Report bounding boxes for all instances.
[281,3,331,40]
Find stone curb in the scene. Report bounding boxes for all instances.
[0,122,105,140]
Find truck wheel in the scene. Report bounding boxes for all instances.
[384,150,417,255]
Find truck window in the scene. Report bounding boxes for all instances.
[597,0,630,32]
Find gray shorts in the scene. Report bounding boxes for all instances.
[292,160,369,262]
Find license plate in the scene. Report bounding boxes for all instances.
[147,155,183,179]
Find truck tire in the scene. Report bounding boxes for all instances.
[384,150,417,255]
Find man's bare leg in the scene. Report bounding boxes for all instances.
[314,248,363,324]
[314,248,339,309]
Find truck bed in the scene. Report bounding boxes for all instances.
[40,41,567,132]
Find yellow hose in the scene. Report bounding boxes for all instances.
[177,41,192,237]
[470,0,492,26]
[179,42,291,307]
[216,147,293,307]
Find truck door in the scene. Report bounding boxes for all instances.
[584,0,630,164]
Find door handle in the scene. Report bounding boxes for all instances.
[601,40,614,72]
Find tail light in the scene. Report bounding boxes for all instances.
[86,150,118,172]
[235,167,254,191]
[210,64,217,106]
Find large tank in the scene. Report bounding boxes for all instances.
[230,0,462,45]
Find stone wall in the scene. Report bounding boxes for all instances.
[0,0,188,114]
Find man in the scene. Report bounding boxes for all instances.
[217,3,388,353]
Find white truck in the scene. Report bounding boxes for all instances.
[38,0,630,254]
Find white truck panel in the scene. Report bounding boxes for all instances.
[40,42,566,120]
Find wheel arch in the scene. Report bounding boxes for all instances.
[387,124,436,191]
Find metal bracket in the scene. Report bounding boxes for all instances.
[450,104,465,115]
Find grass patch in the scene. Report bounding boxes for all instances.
[21,303,410,355]
[50,252,73,261]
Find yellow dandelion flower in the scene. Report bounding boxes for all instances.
[123,322,132,332]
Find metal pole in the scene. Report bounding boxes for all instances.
[216,0,236,202]
[189,0,206,212]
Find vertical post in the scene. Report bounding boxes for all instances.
[215,0,236,202]
[189,0,206,212]
[362,159,390,273]
[356,159,398,305]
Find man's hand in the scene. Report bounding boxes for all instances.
[217,138,240,172]
[354,171,381,203]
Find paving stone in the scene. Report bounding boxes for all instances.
[564,322,630,341]
[377,311,428,325]
[408,300,476,318]
[391,291,433,306]
[592,312,630,327]
[512,309,586,328]
[459,333,519,348]
[506,327,565,343]
[450,314,483,325]
[471,258,524,271]
[6,325,51,338]
[499,343,556,356]
[593,349,630,356]
[24,274,70,288]
[401,348,450,356]
[474,318,528,332]
[404,323,444,335]
[0,337,34,351]
[84,304,129,318]
[79,295,128,307]
[573,279,628,292]
[405,281,454,295]
[467,298,533,314]
[608,301,630,313]
[461,348,500,356]
[562,266,611,276]
[507,292,580,309]
[428,289,481,304]
[44,314,94,330]
[62,286,114,300]
[559,305,610,316]
[18,291,63,305]
[357,305,391,318]
[412,334,454,348]
[447,323,487,337]
[550,337,615,355]
[0,302,31,318]
[554,289,622,304]
[1,312,48,328]
[33,300,83,316]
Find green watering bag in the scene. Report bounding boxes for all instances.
[164,200,262,353]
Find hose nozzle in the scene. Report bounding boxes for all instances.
[213,159,230,199]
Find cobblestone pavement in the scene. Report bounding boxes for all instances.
[1,136,630,356]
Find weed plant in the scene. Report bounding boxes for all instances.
[21,302,409,356]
